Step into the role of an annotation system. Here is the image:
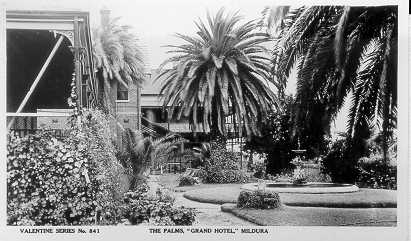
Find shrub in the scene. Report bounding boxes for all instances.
[322,139,359,183]
[356,156,396,189]
[178,176,199,186]
[155,187,176,204]
[252,163,266,179]
[237,190,281,209]
[200,142,249,183]
[7,109,125,225]
[203,169,249,184]
[121,187,196,225]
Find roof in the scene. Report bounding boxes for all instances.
[141,69,165,95]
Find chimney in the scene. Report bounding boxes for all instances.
[100,7,111,27]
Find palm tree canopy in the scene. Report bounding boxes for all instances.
[261,6,397,142]
[158,8,279,137]
[92,16,144,103]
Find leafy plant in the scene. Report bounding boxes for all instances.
[120,129,188,188]
[178,176,199,186]
[356,156,396,189]
[322,138,360,183]
[121,187,196,226]
[237,190,281,209]
[200,142,249,183]
[7,109,128,225]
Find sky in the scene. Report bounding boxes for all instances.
[5,0,348,134]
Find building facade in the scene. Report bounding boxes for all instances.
[4,10,96,136]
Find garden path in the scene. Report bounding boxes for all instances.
[149,175,254,226]
[173,192,254,226]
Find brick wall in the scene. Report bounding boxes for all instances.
[115,80,140,131]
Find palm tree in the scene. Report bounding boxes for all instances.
[92,10,144,114]
[157,8,279,141]
[261,6,397,161]
[121,129,188,188]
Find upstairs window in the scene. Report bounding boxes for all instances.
[117,83,129,101]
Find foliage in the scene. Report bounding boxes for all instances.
[158,8,278,138]
[322,138,361,183]
[262,6,397,159]
[237,190,281,209]
[192,142,211,168]
[356,156,396,189]
[179,176,199,186]
[252,163,266,179]
[200,142,249,183]
[266,165,331,183]
[121,186,196,226]
[244,95,329,174]
[7,110,126,225]
[92,12,144,111]
[291,167,308,184]
[120,129,188,188]
[244,97,293,174]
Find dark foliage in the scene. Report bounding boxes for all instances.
[237,190,282,209]
[178,176,199,186]
[356,156,396,189]
[244,96,330,174]
[200,142,249,183]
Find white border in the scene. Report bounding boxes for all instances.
[0,0,408,241]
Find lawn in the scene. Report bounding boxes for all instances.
[221,204,396,226]
[183,186,396,208]
[157,174,396,208]
[155,174,397,226]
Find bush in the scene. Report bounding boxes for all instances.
[356,156,396,190]
[237,190,281,209]
[7,109,125,225]
[252,163,266,179]
[121,187,196,225]
[200,142,249,183]
[322,139,359,183]
[179,176,199,186]
[204,169,249,184]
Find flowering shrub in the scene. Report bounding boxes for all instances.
[200,142,249,183]
[237,190,281,209]
[178,176,199,186]
[356,156,396,190]
[7,109,126,225]
[121,186,196,225]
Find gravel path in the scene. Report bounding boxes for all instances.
[174,192,255,226]
[150,175,254,226]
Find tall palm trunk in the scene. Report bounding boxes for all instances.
[210,97,227,146]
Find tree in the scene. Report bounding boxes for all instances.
[92,10,144,114]
[157,8,279,142]
[244,95,295,174]
[261,6,397,160]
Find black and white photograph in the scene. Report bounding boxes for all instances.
[0,0,409,240]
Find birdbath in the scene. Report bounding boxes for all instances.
[291,139,307,185]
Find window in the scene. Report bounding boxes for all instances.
[117,83,128,101]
